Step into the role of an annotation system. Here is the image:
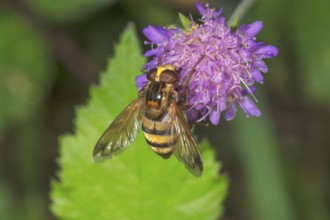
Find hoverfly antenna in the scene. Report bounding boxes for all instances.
[158,51,171,66]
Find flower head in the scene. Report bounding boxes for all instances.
[136,2,278,125]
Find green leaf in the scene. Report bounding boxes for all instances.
[179,13,192,31]
[51,24,227,220]
[229,17,239,29]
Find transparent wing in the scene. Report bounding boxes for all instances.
[93,97,144,162]
[169,103,203,177]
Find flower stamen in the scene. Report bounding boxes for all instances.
[238,76,258,103]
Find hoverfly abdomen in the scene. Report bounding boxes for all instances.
[141,114,178,159]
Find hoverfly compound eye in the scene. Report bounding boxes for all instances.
[159,69,178,84]
[147,68,157,81]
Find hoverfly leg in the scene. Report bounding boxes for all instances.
[179,54,206,90]
[178,88,189,110]
[190,120,210,127]
[157,51,168,66]
[177,55,205,110]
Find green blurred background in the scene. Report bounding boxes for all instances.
[0,0,329,219]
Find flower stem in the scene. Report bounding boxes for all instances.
[229,0,257,24]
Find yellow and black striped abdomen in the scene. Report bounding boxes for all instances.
[141,114,177,158]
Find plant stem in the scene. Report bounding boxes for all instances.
[229,0,257,23]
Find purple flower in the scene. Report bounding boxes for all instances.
[136,2,278,125]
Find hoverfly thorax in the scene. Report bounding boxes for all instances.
[145,66,178,119]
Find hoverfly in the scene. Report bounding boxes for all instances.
[93,60,204,176]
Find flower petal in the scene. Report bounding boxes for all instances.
[143,26,166,44]
[144,59,158,70]
[253,60,268,73]
[195,2,206,15]
[144,49,156,57]
[242,85,257,96]
[252,69,264,83]
[210,109,220,125]
[135,73,148,91]
[186,109,198,122]
[238,21,263,38]
[254,45,278,58]
[238,97,261,117]
[225,102,237,121]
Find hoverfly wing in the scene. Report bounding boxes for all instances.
[169,103,203,177]
[93,97,144,162]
